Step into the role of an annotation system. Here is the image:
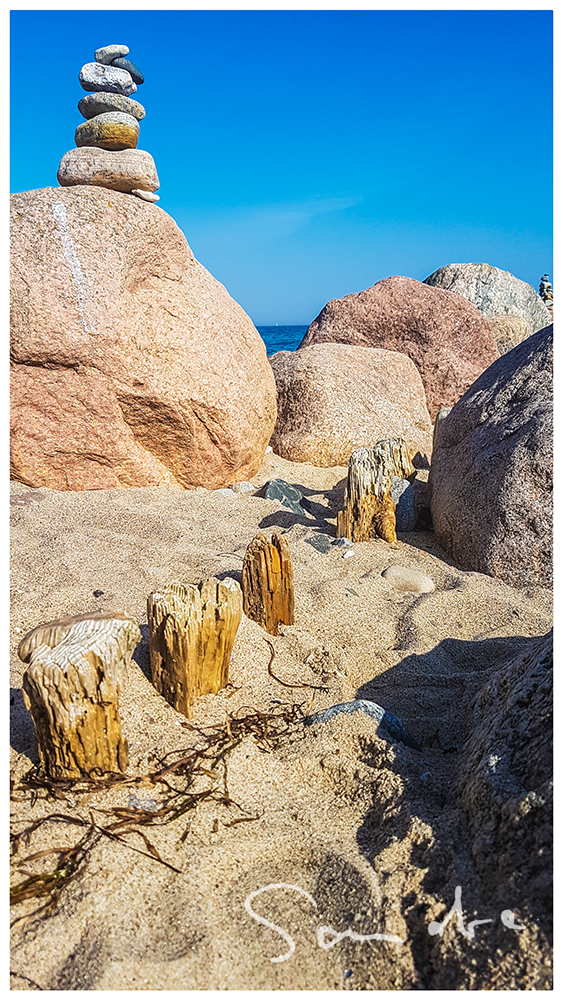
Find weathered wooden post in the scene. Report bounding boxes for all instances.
[18,611,140,779]
[337,438,415,544]
[147,577,243,719]
[241,531,295,636]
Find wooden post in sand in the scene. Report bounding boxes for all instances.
[241,532,295,636]
[147,578,243,719]
[337,438,415,545]
[18,612,141,779]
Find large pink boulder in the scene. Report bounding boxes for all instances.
[299,275,500,421]
[269,343,433,467]
[10,186,277,491]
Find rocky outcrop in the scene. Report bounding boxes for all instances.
[430,325,552,588]
[269,343,433,466]
[10,186,277,491]
[423,263,551,352]
[298,276,499,421]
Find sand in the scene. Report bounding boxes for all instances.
[9,453,552,989]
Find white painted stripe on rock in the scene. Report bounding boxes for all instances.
[52,200,94,333]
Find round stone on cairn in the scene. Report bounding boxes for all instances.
[79,61,137,96]
[95,43,129,65]
[75,111,139,151]
[78,92,146,121]
[58,147,159,193]
[57,44,159,201]
[110,57,145,84]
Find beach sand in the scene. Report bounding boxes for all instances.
[10,452,552,989]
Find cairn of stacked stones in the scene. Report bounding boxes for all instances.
[539,274,553,322]
[57,43,160,202]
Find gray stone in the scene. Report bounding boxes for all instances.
[430,325,553,588]
[332,536,353,548]
[423,262,551,338]
[304,699,420,749]
[391,476,416,531]
[381,565,435,594]
[111,57,144,84]
[305,533,331,554]
[256,478,306,515]
[79,62,137,97]
[57,147,159,193]
[78,93,146,121]
[95,44,129,65]
[131,190,160,203]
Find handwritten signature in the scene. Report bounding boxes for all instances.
[244,883,524,963]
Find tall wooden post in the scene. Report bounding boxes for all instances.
[337,438,415,544]
[18,612,140,779]
[241,532,295,636]
[147,577,243,719]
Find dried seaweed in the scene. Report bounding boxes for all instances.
[10,699,305,926]
[264,638,327,692]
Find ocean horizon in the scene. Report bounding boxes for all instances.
[256,325,308,356]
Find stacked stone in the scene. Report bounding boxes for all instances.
[57,44,160,202]
[539,274,553,322]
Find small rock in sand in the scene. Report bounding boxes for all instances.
[392,476,417,531]
[230,481,255,495]
[382,564,435,593]
[255,478,306,515]
[305,533,331,554]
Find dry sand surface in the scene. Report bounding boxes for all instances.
[10,452,552,990]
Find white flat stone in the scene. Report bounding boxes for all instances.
[131,189,160,202]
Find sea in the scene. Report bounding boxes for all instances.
[256,325,308,356]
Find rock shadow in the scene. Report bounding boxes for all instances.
[132,624,152,683]
[351,631,551,987]
[10,686,38,761]
[257,478,346,534]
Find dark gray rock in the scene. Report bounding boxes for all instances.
[305,699,421,750]
[78,92,146,121]
[111,57,144,84]
[255,478,306,515]
[430,325,553,588]
[79,62,137,97]
[391,476,416,531]
[424,262,551,337]
[305,533,331,554]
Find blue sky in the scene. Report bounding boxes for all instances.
[10,9,553,325]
